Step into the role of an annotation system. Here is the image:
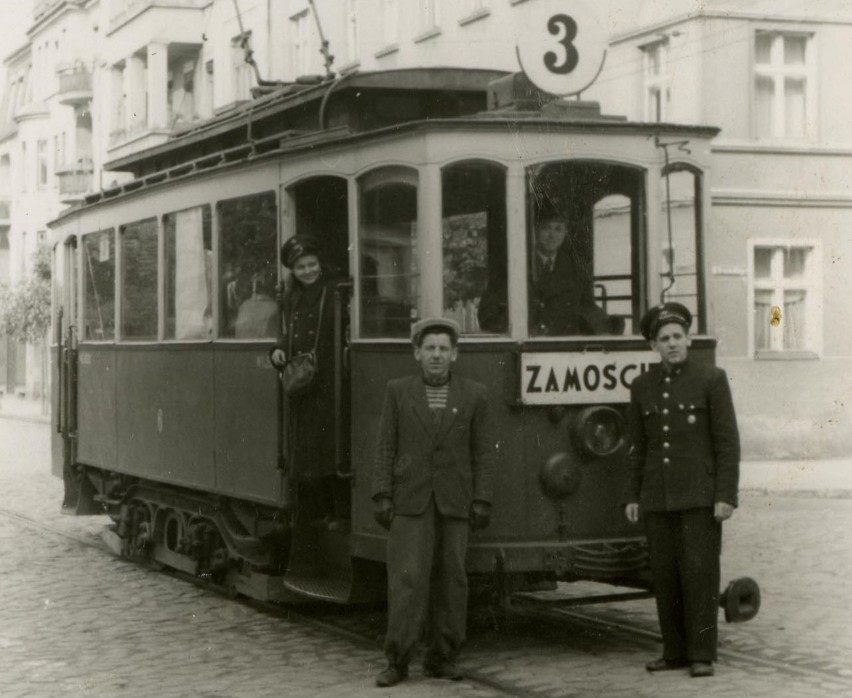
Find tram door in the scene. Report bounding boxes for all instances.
[58,237,79,510]
[281,176,357,602]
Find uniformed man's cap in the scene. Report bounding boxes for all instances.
[411,317,460,346]
[280,235,321,269]
[640,302,693,340]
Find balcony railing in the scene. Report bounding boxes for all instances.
[57,67,93,106]
[57,168,94,196]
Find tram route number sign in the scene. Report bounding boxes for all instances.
[515,0,607,97]
[520,351,659,405]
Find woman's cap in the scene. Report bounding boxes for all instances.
[280,235,320,269]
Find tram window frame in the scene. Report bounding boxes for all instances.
[163,205,213,341]
[525,160,644,338]
[216,190,278,340]
[81,228,116,342]
[357,166,420,339]
[441,160,508,336]
[659,163,706,334]
[119,218,159,342]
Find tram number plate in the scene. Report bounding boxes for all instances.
[520,351,658,405]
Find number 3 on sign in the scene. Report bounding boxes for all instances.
[516,0,607,96]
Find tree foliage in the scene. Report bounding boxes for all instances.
[0,244,52,343]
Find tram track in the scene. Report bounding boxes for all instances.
[3,506,850,695]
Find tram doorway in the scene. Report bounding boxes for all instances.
[282,176,357,602]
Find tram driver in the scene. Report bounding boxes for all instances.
[478,205,623,336]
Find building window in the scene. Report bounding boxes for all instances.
[642,39,669,122]
[37,140,48,189]
[420,0,439,30]
[344,0,359,65]
[382,0,399,45]
[290,11,314,79]
[20,142,27,193]
[231,32,254,101]
[754,31,814,141]
[750,241,821,357]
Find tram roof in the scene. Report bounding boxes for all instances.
[53,68,718,223]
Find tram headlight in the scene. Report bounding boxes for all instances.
[571,406,625,458]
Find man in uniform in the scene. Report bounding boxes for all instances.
[623,302,740,678]
[371,318,496,687]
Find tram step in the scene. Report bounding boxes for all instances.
[282,573,351,604]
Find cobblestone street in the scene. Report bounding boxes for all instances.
[1,415,851,697]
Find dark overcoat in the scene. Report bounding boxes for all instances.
[529,249,611,336]
[282,276,340,479]
[623,359,740,512]
[371,374,495,518]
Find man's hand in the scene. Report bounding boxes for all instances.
[469,500,491,532]
[373,496,394,530]
[624,503,640,524]
[714,501,734,522]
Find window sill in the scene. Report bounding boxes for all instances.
[374,43,399,59]
[510,0,531,5]
[413,26,442,44]
[459,8,490,26]
[754,350,820,361]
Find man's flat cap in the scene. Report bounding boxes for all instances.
[411,317,460,346]
[640,302,693,340]
[280,234,320,269]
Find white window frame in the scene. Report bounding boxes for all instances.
[420,0,440,32]
[747,238,822,359]
[641,38,670,123]
[290,10,313,79]
[344,0,360,66]
[382,0,399,46]
[752,30,816,142]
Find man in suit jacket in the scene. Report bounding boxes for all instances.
[372,317,496,688]
[623,302,740,679]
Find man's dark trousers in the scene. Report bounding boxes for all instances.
[384,497,469,668]
[644,508,721,662]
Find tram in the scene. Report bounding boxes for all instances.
[49,66,758,617]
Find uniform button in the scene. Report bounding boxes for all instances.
[663,442,670,449]
[663,457,670,464]
[662,392,670,399]
[663,425,669,432]
[308,330,315,335]
[665,377,671,383]
[662,409,669,415]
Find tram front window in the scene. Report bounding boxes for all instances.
[527,162,641,337]
[442,162,507,335]
[358,167,419,339]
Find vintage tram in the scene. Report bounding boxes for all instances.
[49,67,756,616]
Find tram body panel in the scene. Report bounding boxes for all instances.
[77,346,117,470]
[212,345,282,505]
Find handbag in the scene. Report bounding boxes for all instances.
[279,287,326,397]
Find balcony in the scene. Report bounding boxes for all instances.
[0,199,10,224]
[109,0,208,32]
[57,67,93,106]
[57,165,94,199]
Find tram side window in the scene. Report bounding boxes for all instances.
[120,219,158,341]
[660,167,703,332]
[164,206,212,340]
[442,162,507,335]
[358,167,419,338]
[217,191,278,339]
[82,230,116,341]
[527,161,639,337]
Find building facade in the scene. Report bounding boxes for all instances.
[2,0,848,457]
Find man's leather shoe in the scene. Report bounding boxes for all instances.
[375,664,408,687]
[690,661,714,678]
[645,657,688,672]
[423,660,463,681]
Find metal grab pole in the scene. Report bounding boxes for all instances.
[333,281,352,479]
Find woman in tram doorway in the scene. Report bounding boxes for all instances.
[270,234,350,531]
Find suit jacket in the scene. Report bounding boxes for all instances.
[371,373,496,518]
[623,359,740,512]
